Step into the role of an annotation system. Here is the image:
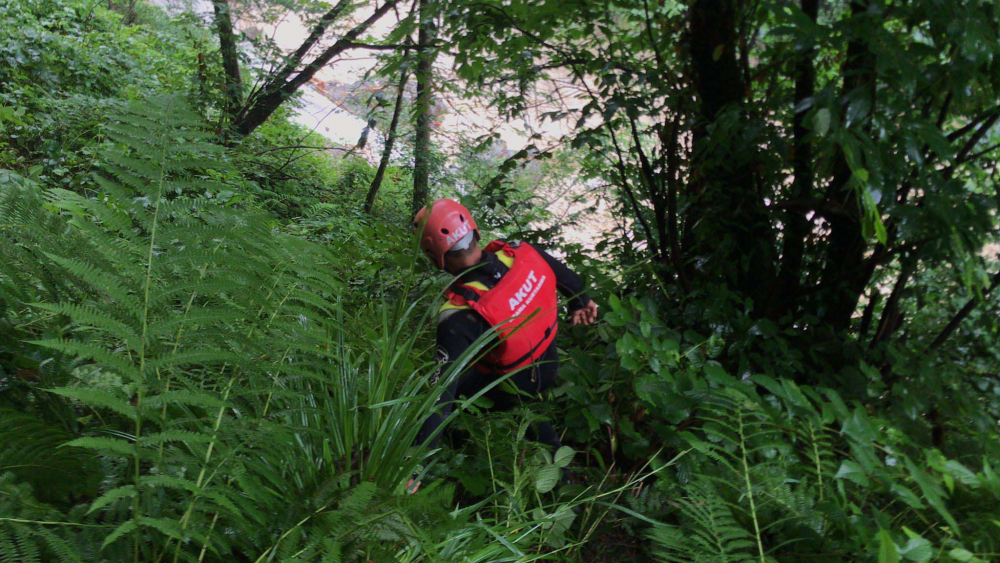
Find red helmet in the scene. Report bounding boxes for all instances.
[413,198,479,268]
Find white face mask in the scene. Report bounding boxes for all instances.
[449,231,475,252]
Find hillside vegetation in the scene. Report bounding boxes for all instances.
[1,0,1000,562]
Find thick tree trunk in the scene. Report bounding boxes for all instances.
[688,0,743,126]
[233,0,398,138]
[775,0,819,316]
[817,0,877,333]
[688,0,775,314]
[365,73,409,214]
[411,0,435,214]
[212,0,242,138]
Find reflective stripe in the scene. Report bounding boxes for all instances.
[496,251,514,268]
[464,241,559,375]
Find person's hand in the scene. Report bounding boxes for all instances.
[405,479,420,494]
[570,301,598,326]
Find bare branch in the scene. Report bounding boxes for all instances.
[930,269,1000,350]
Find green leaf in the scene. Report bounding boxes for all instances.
[891,483,925,509]
[949,548,974,562]
[143,390,229,410]
[553,446,575,468]
[535,465,561,494]
[841,408,877,443]
[814,108,831,136]
[139,430,215,447]
[878,529,899,563]
[31,339,140,381]
[87,485,137,515]
[588,403,613,426]
[944,460,979,488]
[898,536,932,562]
[102,521,137,550]
[835,460,870,487]
[904,457,960,530]
[548,506,576,535]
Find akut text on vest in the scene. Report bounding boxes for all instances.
[444,241,559,375]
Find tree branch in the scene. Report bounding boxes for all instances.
[608,125,658,255]
[235,0,400,138]
[244,0,352,108]
[945,105,1000,142]
[365,71,409,213]
[628,116,667,260]
[869,252,918,348]
[253,145,348,156]
[930,269,1000,350]
[341,41,413,51]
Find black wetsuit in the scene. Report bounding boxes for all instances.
[415,245,590,450]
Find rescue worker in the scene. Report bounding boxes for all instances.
[412,198,598,460]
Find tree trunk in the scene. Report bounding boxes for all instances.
[870,253,918,347]
[687,0,775,314]
[233,0,398,138]
[775,0,819,316]
[664,116,688,291]
[688,0,744,126]
[123,0,137,24]
[411,0,436,214]
[857,288,880,340]
[212,0,242,139]
[365,72,409,214]
[816,0,877,333]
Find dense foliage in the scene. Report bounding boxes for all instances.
[1,0,999,561]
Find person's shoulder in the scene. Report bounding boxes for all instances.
[438,281,489,319]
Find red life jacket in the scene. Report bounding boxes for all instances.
[444,241,559,375]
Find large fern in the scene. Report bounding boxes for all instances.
[650,478,756,563]
[0,95,565,562]
[649,374,840,563]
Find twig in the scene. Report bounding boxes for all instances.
[254,145,348,156]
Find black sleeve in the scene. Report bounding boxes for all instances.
[534,246,591,313]
[414,309,491,448]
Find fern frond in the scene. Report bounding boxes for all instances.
[49,387,137,419]
[652,479,756,563]
[41,253,142,313]
[31,339,141,381]
[64,436,135,457]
